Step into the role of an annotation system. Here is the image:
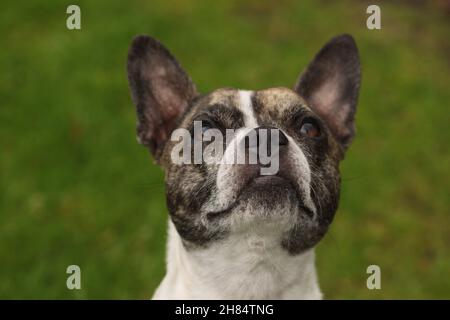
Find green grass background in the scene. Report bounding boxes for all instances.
[0,0,449,299]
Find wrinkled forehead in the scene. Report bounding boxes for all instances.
[187,88,309,127]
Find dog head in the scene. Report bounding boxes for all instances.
[127,34,360,254]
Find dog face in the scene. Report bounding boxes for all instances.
[127,34,360,254]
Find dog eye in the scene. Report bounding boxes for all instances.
[300,118,321,138]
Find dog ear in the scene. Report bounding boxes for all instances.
[127,35,198,161]
[294,34,361,150]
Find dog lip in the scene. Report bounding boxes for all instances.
[206,203,237,220]
[298,203,315,218]
[251,175,288,185]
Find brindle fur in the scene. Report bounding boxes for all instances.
[127,34,360,255]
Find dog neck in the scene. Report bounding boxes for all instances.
[153,220,322,299]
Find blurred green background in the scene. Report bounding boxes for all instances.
[0,0,449,299]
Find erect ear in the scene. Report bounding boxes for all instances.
[294,34,361,150]
[127,35,198,161]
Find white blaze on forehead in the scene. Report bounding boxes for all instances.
[237,90,258,128]
[205,90,258,212]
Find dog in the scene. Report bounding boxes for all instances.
[126,34,361,299]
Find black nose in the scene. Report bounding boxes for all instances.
[244,126,288,154]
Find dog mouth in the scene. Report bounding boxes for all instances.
[251,175,288,186]
[206,174,315,221]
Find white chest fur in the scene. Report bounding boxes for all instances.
[152,221,322,300]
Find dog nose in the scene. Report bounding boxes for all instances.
[254,125,288,148]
